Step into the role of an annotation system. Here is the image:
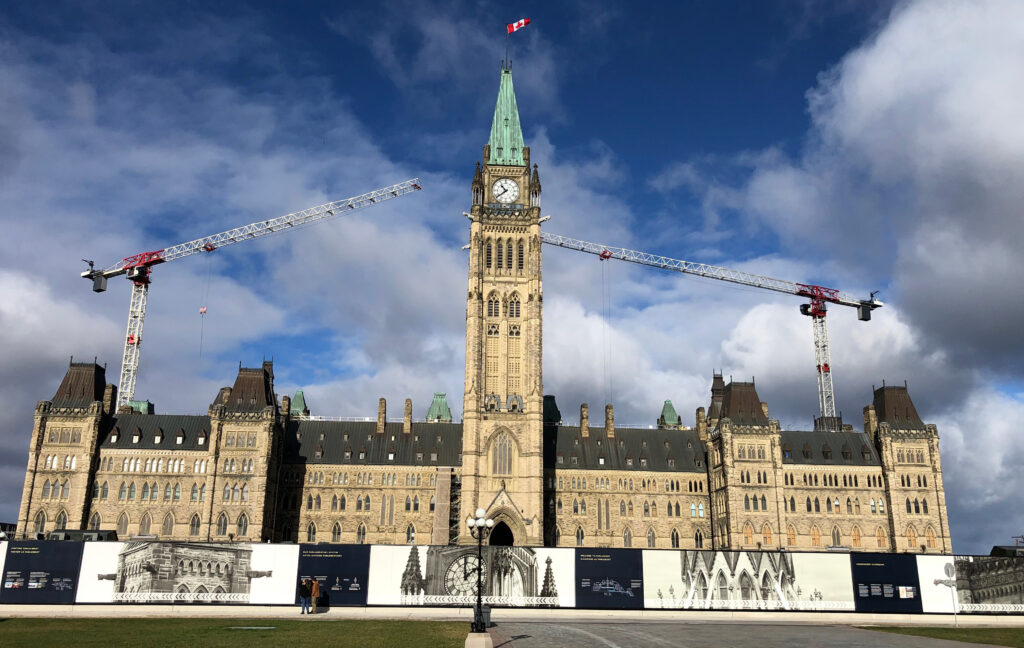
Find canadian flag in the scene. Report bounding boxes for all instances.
[507,17,530,34]
[199,306,207,315]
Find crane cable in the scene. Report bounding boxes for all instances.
[601,253,614,406]
[198,252,213,358]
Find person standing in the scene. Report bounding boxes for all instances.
[310,577,321,614]
[298,578,311,615]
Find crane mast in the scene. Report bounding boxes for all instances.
[83,178,422,410]
[539,231,882,425]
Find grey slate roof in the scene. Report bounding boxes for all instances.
[549,425,707,473]
[100,414,211,451]
[51,362,106,408]
[873,385,926,430]
[717,381,769,427]
[780,430,880,466]
[283,420,463,467]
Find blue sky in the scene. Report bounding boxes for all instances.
[2,0,1023,554]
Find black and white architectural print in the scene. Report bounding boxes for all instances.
[367,545,574,607]
[642,550,854,611]
[76,541,298,604]
[951,555,1024,613]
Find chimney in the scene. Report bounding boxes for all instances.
[604,404,615,438]
[580,404,589,438]
[403,398,412,435]
[863,404,878,442]
[281,395,291,417]
[103,383,117,416]
[761,402,769,419]
[696,406,707,442]
[376,398,386,435]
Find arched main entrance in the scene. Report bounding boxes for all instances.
[489,521,514,546]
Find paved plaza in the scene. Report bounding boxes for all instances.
[489,622,1003,648]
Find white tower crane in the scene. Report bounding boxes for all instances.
[539,231,882,428]
[83,178,422,410]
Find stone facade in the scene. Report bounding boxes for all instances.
[15,65,951,555]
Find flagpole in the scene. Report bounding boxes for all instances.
[505,31,509,68]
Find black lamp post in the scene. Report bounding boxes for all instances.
[466,507,493,634]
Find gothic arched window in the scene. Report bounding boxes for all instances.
[332,523,342,543]
[237,514,248,538]
[55,510,68,531]
[189,514,201,536]
[117,512,129,537]
[491,431,514,475]
[357,523,367,544]
[162,513,174,536]
[517,242,524,270]
[307,522,317,543]
[216,513,228,536]
[406,524,416,545]
[647,528,656,548]
[89,511,101,531]
[623,527,632,547]
[139,513,151,535]
[496,239,503,268]
[576,526,585,546]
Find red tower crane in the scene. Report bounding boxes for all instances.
[540,231,882,428]
[82,179,422,410]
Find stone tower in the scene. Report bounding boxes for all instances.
[460,63,544,545]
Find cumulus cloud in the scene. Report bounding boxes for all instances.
[651,0,1024,550]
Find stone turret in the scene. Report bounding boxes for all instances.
[376,398,386,435]
[580,403,589,438]
[403,398,413,435]
[604,404,614,438]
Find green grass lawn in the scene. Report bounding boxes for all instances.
[866,626,1024,647]
[0,618,468,648]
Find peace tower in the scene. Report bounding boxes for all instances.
[459,63,545,545]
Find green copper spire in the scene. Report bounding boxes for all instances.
[426,392,452,423]
[292,389,309,416]
[487,66,525,166]
[659,400,681,428]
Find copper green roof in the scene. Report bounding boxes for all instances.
[426,392,452,423]
[660,400,680,426]
[127,400,155,414]
[292,389,308,415]
[487,67,525,166]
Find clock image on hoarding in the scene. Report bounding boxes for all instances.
[492,178,519,204]
[444,555,485,596]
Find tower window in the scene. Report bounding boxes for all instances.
[486,242,492,268]
[496,239,503,268]
[517,242,524,270]
[506,241,513,268]
[509,295,521,318]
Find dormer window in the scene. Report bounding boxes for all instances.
[358,449,366,460]
[176,429,185,445]
[598,456,605,466]
[315,445,323,459]
[557,454,564,465]
[626,457,633,467]
[344,448,352,460]
[574,438,579,446]
[570,455,579,465]
[822,444,833,460]
[132,433,140,444]
[110,428,119,443]
[430,452,438,462]
[640,457,648,468]
[667,458,676,467]
[198,431,206,446]
[802,444,812,459]
[387,451,395,461]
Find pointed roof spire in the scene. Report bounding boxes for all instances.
[659,400,681,429]
[487,66,525,166]
[426,392,452,423]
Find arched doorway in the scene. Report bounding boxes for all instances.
[489,521,514,546]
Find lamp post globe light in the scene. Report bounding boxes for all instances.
[466,508,494,639]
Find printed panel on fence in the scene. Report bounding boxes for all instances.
[367,545,575,607]
[575,548,643,610]
[75,541,299,604]
[850,552,922,613]
[917,554,1024,615]
[296,544,370,607]
[1,540,83,604]
[642,549,854,611]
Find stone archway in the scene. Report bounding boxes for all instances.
[489,521,514,546]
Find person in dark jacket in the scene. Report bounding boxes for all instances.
[298,578,311,614]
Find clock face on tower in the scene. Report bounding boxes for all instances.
[444,554,485,596]
[492,178,520,204]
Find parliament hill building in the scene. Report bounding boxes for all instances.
[16,66,953,555]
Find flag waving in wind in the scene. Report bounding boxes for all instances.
[507,17,530,34]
